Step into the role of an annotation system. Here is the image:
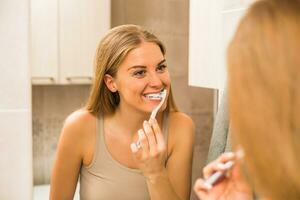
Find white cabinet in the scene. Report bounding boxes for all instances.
[30,0,110,84]
[188,0,250,91]
[31,0,58,84]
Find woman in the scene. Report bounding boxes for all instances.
[194,0,300,199]
[50,24,195,200]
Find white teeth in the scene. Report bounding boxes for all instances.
[145,92,163,100]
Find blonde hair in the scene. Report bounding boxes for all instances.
[227,0,300,199]
[86,24,178,116]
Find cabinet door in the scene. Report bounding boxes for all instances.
[188,0,249,91]
[189,0,222,90]
[31,0,58,84]
[59,0,110,84]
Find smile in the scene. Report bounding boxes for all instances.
[143,89,165,100]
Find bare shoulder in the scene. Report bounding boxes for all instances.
[51,109,97,197]
[63,109,96,135]
[168,111,195,147]
[59,109,96,160]
[168,111,195,133]
[64,109,96,129]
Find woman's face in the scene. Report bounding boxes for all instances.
[112,41,170,114]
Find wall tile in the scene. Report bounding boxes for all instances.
[0,111,32,199]
[32,85,90,184]
[124,0,165,28]
[0,0,30,110]
[111,0,126,26]
[161,0,189,36]
[0,66,30,110]
[159,34,188,77]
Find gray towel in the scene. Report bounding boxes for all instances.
[206,89,231,163]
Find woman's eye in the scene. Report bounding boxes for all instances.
[157,64,167,72]
[133,70,146,77]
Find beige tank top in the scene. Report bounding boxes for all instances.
[80,113,169,200]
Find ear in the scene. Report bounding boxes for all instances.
[104,74,118,92]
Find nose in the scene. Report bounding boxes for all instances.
[148,72,163,88]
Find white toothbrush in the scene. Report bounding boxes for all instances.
[149,89,167,120]
[203,150,244,188]
[203,161,234,187]
[133,89,167,150]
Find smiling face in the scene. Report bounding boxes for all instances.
[105,41,170,114]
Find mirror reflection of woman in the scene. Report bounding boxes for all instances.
[50,24,195,200]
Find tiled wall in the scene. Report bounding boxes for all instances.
[32,1,215,199]
[0,0,32,199]
[32,85,90,184]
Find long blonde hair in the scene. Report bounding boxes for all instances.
[227,0,300,199]
[86,24,178,116]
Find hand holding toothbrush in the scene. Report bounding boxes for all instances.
[130,118,167,180]
[194,152,253,200]
[130,89,168,179]
[133,89,167,149]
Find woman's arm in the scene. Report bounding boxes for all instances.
[50,110,95,200]
[131,112,195,200]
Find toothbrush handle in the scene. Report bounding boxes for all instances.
[203,161,234,186]
[204,171,226,186]
[150,107,159,119]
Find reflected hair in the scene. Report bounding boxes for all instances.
[227,0,300,199]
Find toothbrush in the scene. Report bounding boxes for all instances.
[203,150,244,188]
[134,89,167,149]
[148,89,167,120]
[203,161,234,187]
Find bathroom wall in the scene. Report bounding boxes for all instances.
[32,85,90,184]
[0,0,32,199]
[32,1,215,199]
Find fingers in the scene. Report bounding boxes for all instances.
[138,129,149,153]
[149,118,165,152]
[194,178,210,199]
[216,152,235,163]
[203,152,235,179]
[130,129,148,157]
[143,121,157,154]
[130,119,166,159]
[130,142,138,153]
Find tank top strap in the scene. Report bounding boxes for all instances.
[97,114,107,159]
[89,114,106,169]
[83,115,102,169]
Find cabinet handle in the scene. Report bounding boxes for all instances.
[32,76,55,82]
[65,76,92,81]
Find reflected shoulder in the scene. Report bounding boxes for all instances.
[168,111,195,140]
[60,109,96,145]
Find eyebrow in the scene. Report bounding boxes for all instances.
[127,59,166,71]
